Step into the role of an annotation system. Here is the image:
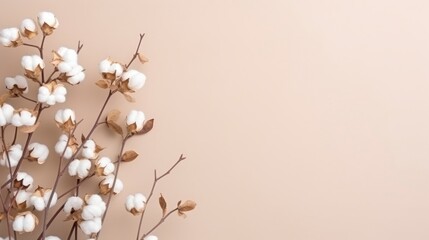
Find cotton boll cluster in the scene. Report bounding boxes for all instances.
[0,28,22,47]
[0,103,14,126]
[94,157,115,176]
[11,109,36,127]
[12,211,38,233]
[68,158,92,179]
[125,193,146,215]
[53,47,85,85]
[20,19,38,39]
[0,144,23,168]
[37,11,59,35]
[78,194,106,236]
[5,75,28,95]
[126,110,145,134]
[27,142,49,164]
[21,55,44,80]
[55,134,78,159]
[30,187,58,211]
[38,82,67,105]
[99,174,123,195]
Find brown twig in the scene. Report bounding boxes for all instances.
[141,208,179,240]
[135,154,186,240]
[125,33,145,69]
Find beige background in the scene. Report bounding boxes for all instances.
[1,0,429,239]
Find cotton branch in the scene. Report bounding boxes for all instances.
[136,154,186,240]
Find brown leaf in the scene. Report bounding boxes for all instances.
[0,212,4,222]
[159,194,167,217]
[19,121,40,133]
[107,121,123,136]
[178,200,197,212]
[138,53,149,64]
[95,79,110,89]
[121,150,138,162]
[137,119,154,135]
[122,92,135,102]
[107,109,120,122]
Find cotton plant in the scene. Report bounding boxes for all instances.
[0,11,195,240]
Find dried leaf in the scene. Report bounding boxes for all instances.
[122,92,135,102]
[178,200,197,212]
[19,121,40,133]
[159,194,167,217]
[107,109,121,122]
[121,150,138,162]
[138,53,149,64]
[81,134,86,143]
[137,119,154,135]
[107,121,123,136]
[0,212,4,222]
[95,79,110,89]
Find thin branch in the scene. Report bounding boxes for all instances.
[58,173,95,199]
[19,94,38,103]
[141,208,179,240]
[125,33,145,69]
[136,154,186,239]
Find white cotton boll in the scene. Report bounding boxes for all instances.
[86,194,106,213]
[37,12,59,35]
[38,83,67,106]
[30,196,45,211]
[55,134,73,159]
[53,84,67,103]
[57,47,78,64]
[81,205,103,220]
[0,28,20,47]
[5,75,29,93]
[12,215,24,232]
[126,110,145,132]
[95,157,114,176]
[0,103,14,126]
[28,143,49,164]
[122,70,146,91]
[79,218,102,235]
[99,59,123,79]
[125,193,146,213]
[55,108,75,124]
[77,159,91,178]
[66,65,85,85]
[82,140,95,159]
[16,172,34,189]
[103,175,124,194]
[64,196,83,215]
[0,144,23,167]
[144,236,158,240]
[21,19,37,32]
[14,190,32,208]
[23,213,36,232]
[68,159,80,177]
[21,55,45,71]
[11,110,36,127]
[45,237,61,240]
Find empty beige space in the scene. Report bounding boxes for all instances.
[1,0,429,239]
